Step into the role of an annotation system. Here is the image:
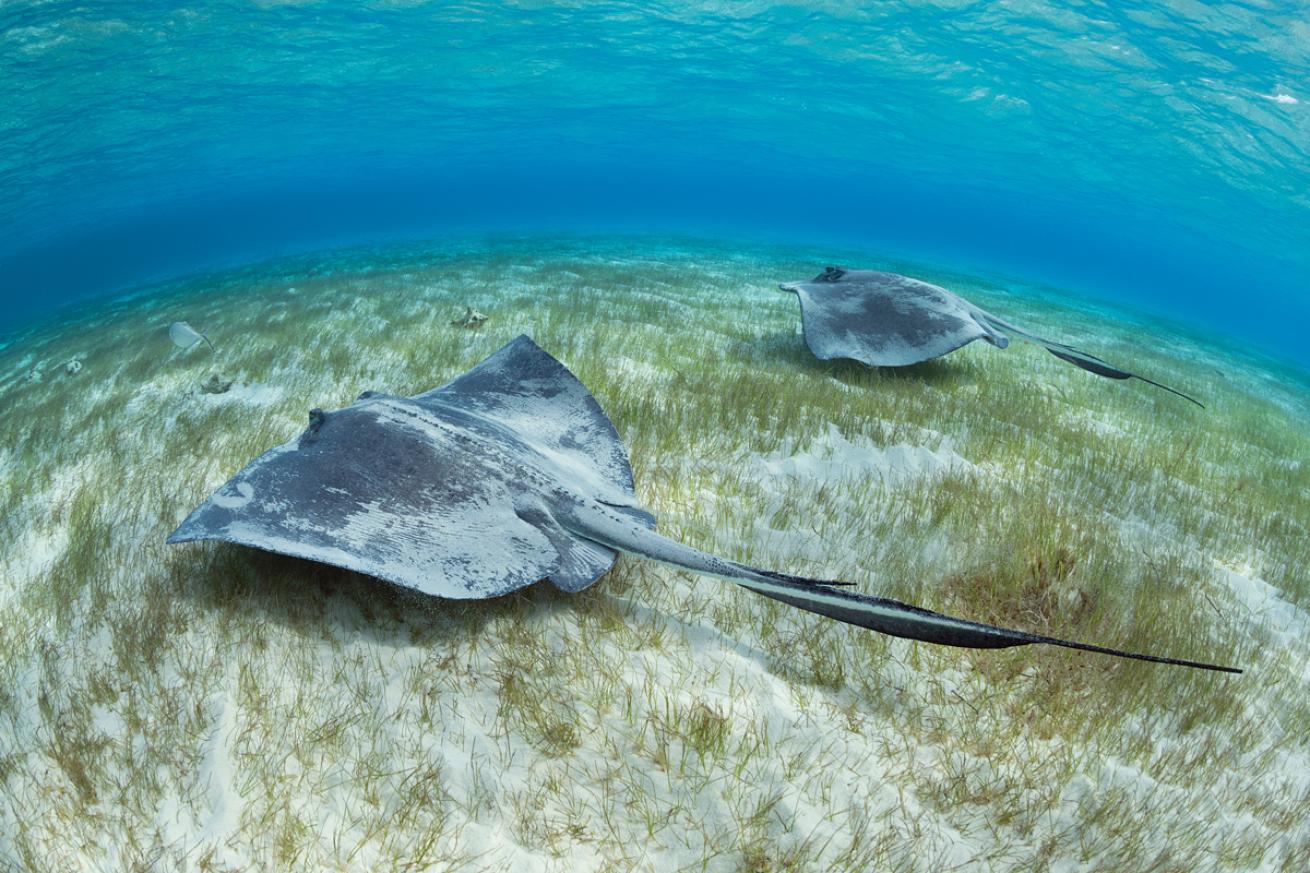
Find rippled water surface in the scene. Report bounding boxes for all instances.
[2,1,1307,360]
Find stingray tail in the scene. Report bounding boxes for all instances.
[570,510,1239,673]
[977,312,1204,407]
[202,334,217,353]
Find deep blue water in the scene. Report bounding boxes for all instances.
[2,2,1307,363]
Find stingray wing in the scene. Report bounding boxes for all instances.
[414,335,639,495]
[784,270,1000,367]
[168,401,563,599]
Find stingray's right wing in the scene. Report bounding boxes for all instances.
[977,311,1204,407]
[414,335,640,495]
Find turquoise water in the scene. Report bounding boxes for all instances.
[2,1,1307,363]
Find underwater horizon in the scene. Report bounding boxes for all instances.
[2,1,1308,367]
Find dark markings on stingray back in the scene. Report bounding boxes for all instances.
[821,288,968,352]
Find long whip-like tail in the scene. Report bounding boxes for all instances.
[570,509,1239,674]
[977,311,1204,408]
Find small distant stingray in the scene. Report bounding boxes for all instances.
[780,268,1202,406]
[168,335,1235,672]
[169,321,215,353]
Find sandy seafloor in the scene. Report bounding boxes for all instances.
[0,237,1307,872]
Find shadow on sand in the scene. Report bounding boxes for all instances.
[169,540,584,654]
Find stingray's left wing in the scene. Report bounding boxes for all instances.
[167,401,563,599]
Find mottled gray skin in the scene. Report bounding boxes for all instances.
[781,267,1201,406]
[168,336,1233,671]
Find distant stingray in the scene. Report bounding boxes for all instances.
[780,268,1201,406]
[168,335,1234,672]
[169,321,215,353]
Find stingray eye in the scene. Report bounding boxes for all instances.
[357,390,379,401]
[817,266,845,282]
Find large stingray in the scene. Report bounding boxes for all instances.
[168,335,1236,672]
[780,267,1202,406]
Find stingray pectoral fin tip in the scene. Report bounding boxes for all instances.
[164,523,201,545]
